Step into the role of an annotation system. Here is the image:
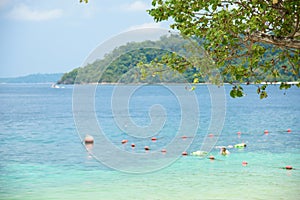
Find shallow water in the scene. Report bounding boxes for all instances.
[0,83,299,200]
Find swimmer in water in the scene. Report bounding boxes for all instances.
[220,147,230,155]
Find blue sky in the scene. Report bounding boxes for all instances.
[0,0,170,77]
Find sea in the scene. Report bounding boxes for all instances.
[0,83,299,200]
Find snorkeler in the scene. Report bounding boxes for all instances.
[220,147,230,155]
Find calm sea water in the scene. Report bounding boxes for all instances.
[0,83,299,200]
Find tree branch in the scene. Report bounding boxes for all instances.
[248,32,300,49]
[289,13,300,38]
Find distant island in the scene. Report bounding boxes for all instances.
[0,73,64,83]
[57,35,199,84]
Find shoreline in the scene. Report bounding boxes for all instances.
[63,81,300,86]
[1,81,299,86]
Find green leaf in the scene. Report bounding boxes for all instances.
[230,89,237,98]
[190,86,196,91]
[260,91,268,99]
[280,83,291,90]
[193,78,199,83]
[257,87,260,94]
[236,89,244,97]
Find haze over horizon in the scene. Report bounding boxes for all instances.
[0,0,170,78]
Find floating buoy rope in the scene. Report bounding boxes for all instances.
[84,129,295,172]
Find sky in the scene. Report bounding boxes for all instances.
[0,0,170,77]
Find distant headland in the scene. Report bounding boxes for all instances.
[0,73,64,83]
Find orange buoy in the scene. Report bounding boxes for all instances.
[182,151,188,156]
[237,131,241,135]
[131,143,135,148]
[151,137,157,141]
[84,135,94,144]
[264,130,269,134]
[144,146,150,151]
[209,155,215,160]
[208,133,214,137]
[286,165,293,170]
[121,139,128,144]
[287,129,291,133]
[242,161,248,166]
[161,149,167,153]
[181,135,187,139]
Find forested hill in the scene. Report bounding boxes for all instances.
[58,35,298,85]
[57,35,198,84]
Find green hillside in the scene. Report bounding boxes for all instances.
[58,35,198,84]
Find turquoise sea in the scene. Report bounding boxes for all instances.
[0,83,299,200]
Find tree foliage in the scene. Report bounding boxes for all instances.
[148,0,300,98]
[78,0,299,98]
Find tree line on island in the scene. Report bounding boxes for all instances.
[57,35,199,85]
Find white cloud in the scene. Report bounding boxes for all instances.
[122,1,149,11]
[8,4,63,21]
[127,22,162,31]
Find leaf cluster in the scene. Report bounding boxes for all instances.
[148,0,300,98]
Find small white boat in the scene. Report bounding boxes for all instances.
[51,84,60,88]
